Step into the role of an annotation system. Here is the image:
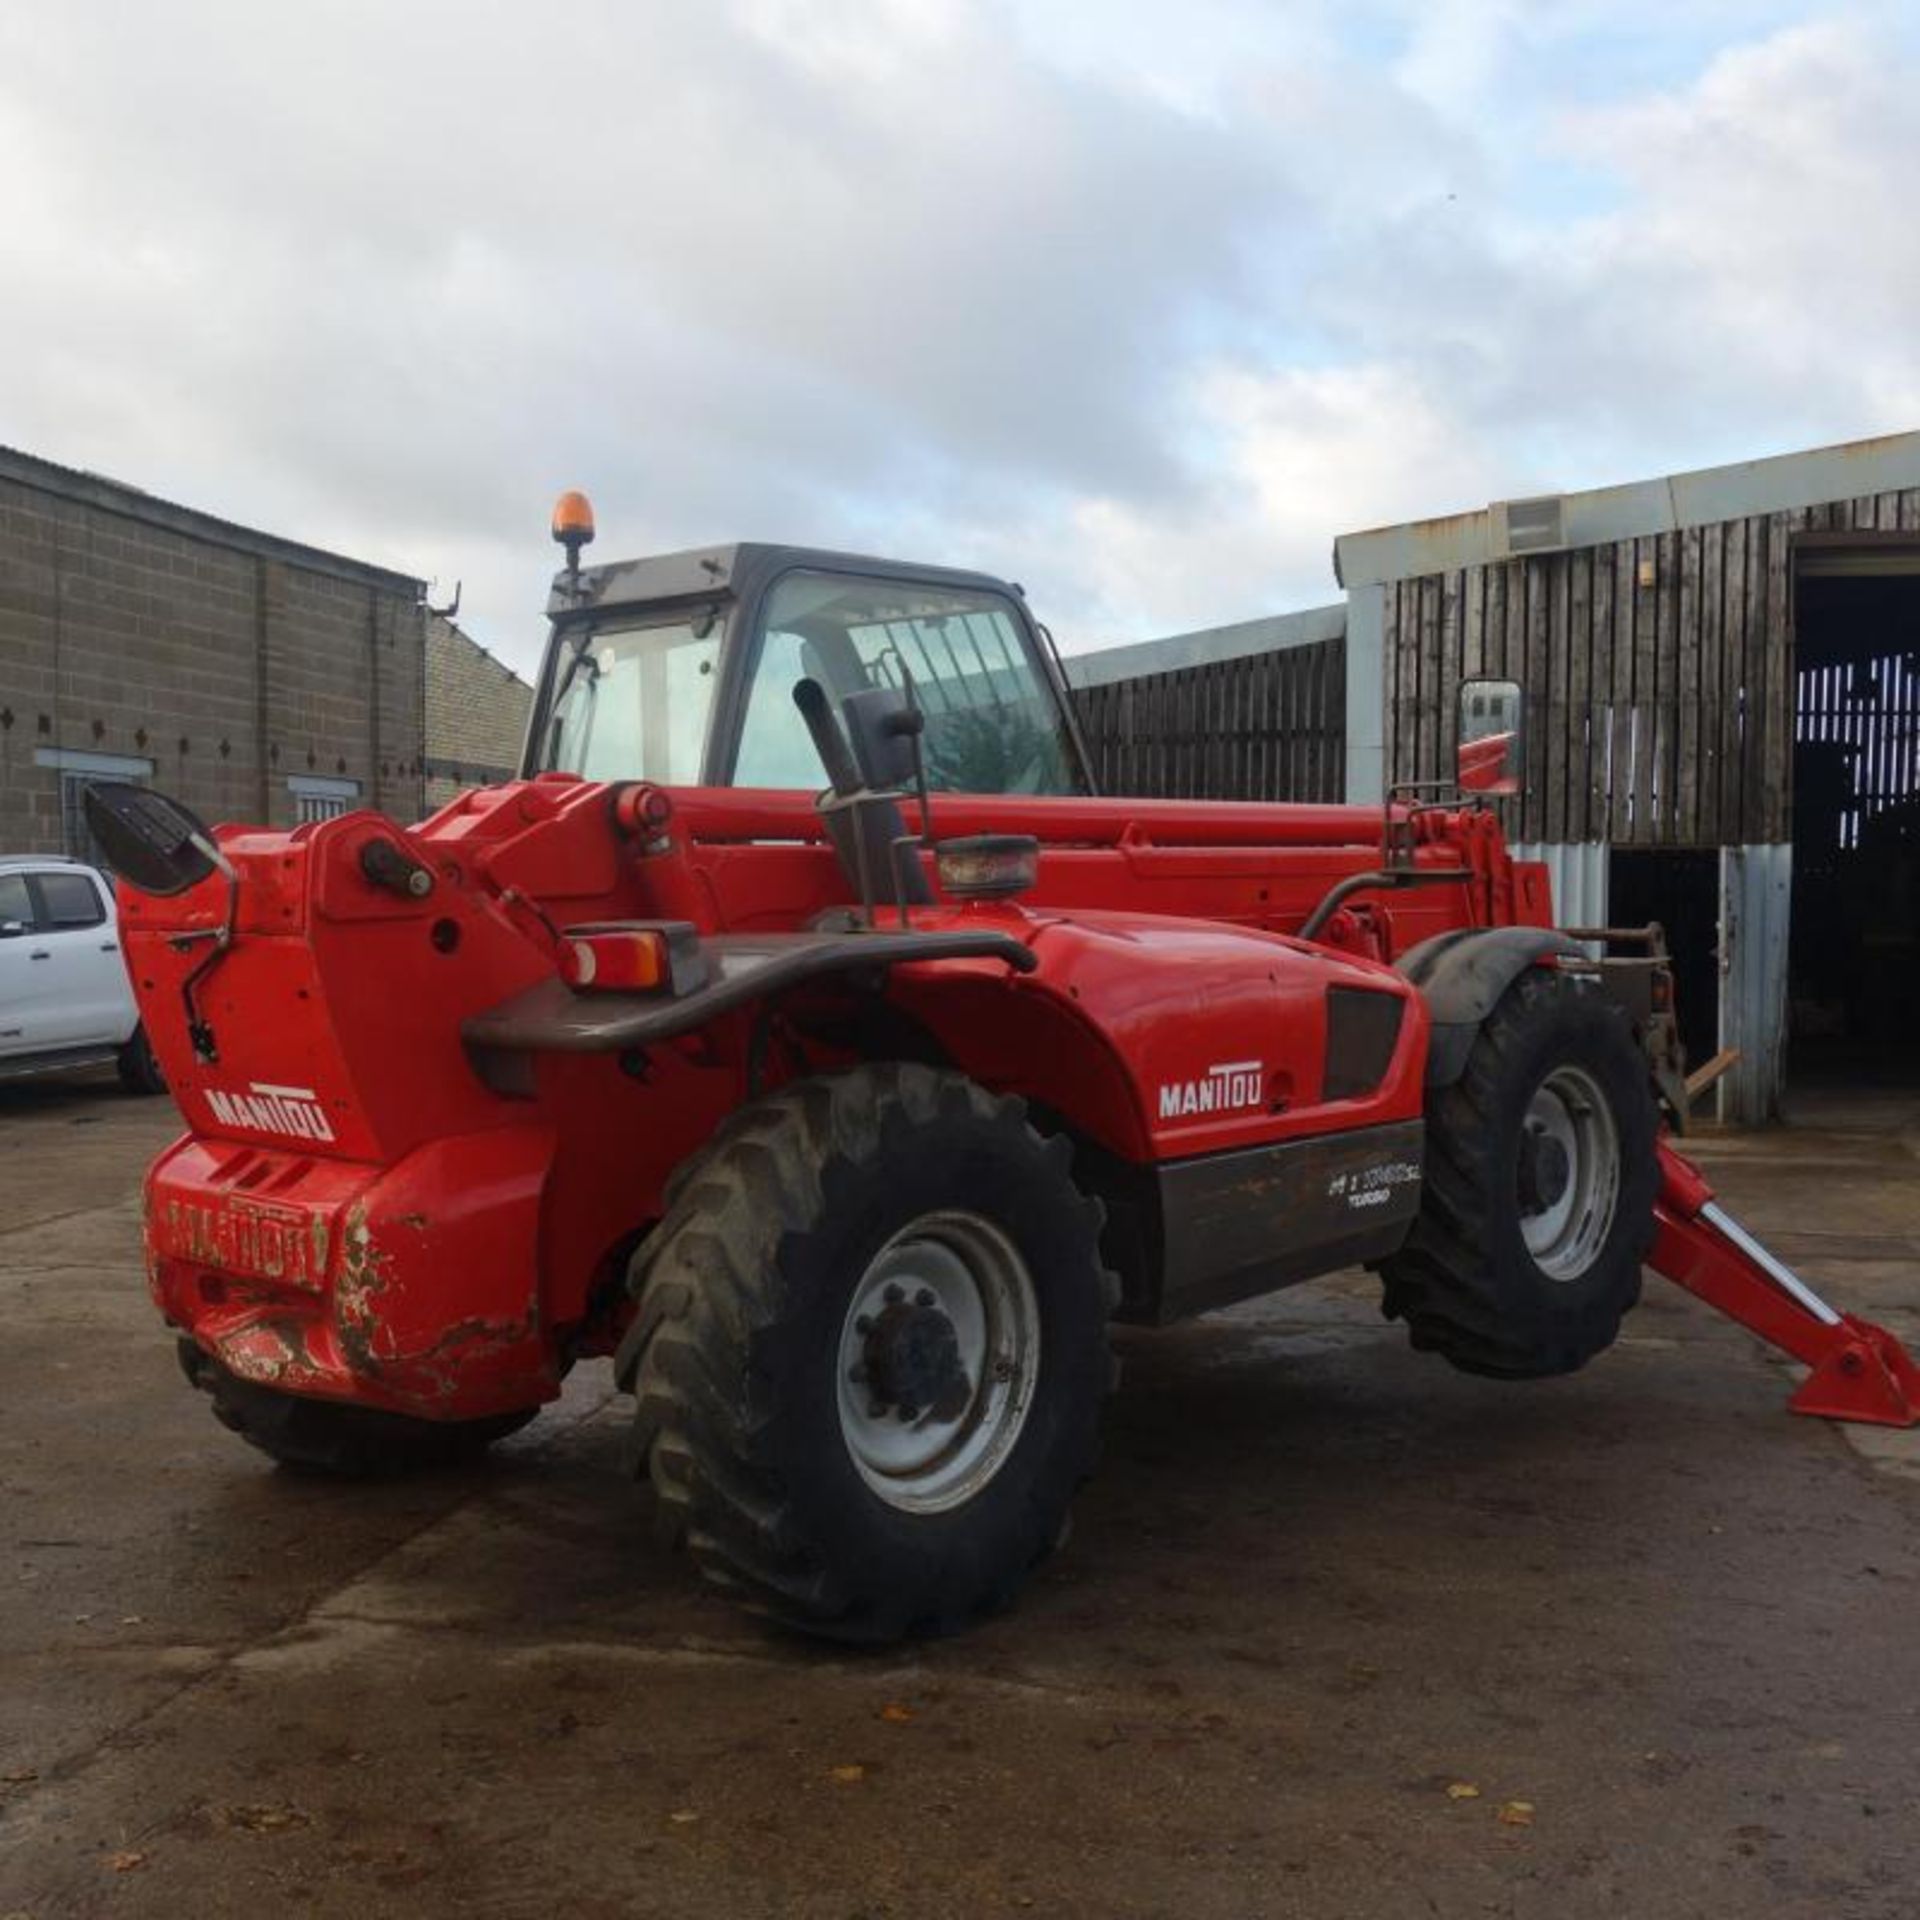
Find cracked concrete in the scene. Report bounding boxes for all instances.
[2,1076,1919,1918]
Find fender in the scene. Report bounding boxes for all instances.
[459,924,1035,1090]
[1397,927,1587,1088]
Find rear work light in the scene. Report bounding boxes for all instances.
[556,921,708,995]
[935,835,1040,901]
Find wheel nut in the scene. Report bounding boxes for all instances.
[884,1283,904,1304]
[897,1404,919,1423]
[868,1400,888,1419]
[855,1315,874,1336]
[915,1288,935,1308]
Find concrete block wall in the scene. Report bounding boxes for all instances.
[0,451,425,854]
[422,614,532,812]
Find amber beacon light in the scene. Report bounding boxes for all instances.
[551,489,595,547]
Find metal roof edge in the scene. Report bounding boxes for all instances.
[1064,602,1347,688]
[0,442,426,594]
[1333,429,1920,589]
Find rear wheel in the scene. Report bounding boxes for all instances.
[1379,968,1657,1378]
[180,1343,537,1475]
[621,1064,1116,1641]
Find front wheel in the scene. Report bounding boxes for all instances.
[620,1065,1116,1641]
[1378,968,1658,1378]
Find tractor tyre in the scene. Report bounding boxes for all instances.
[620,1063,1117,1643]
[117,1023,167,1096]
[180,1343,538,1476]
[1379,967,1657,1378]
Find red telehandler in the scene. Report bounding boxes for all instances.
[90,495,1920,1641]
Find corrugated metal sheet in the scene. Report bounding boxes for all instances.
[1512,841,1609,933]
[1718,844,1792,1126]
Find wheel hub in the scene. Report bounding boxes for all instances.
[857,1290,971,1423]
[1517,1064,1623,1281]
[835,1212,1041,1514]
[1517,1124,1573,1215]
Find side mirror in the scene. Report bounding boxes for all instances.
[1457,679,1524,797]
[842,685,926,792]
[82,782,220,897]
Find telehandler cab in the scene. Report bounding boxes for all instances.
[95,493,1920,1641]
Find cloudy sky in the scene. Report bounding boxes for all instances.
[4,1,1918,675]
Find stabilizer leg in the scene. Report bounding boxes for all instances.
[1651,1141,1920,1429]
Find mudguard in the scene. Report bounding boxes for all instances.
[1397,927,1587,1087]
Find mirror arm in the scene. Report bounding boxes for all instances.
[170,833,240,1062]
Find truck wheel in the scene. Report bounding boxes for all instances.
[180,1343,537,1475]
[1379,968,1657,1378]
[621,1064,1116,1642]
[117,1024,167,1096]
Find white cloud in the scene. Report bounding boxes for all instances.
[0,3,1915,677]
[1046,361,1520,644]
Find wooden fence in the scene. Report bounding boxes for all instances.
[1072,637,1346,802]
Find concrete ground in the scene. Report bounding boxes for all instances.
[2,1080,1918,1920]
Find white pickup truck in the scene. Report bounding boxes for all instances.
[0,856,165,1093]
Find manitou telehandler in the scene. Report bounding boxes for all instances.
[91,493,1920,1641]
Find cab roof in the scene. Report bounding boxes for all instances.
[547,543,1026,620]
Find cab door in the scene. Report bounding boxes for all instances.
[21,869,132,1049]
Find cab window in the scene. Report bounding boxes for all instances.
[36,871,106,929]
[732,573,1085,794]
[546,617,719,784]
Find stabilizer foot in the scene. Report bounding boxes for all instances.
[1652,1140,1920,1430]
[1788,1318,1920,1429]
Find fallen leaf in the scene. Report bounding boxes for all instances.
[1445,1782,1480,1801]
[2,1768,38,1785]
[667,1810,700,1826]
[120,1616,144,1626]
[223,1803,310,1834]
[1497,1801,1536,1827]
[879,1703,914,1724]
[827,1764,868,1784]
[107,1850,149,1872]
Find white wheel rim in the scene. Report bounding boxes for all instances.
[1518,1064,1622,1281]
[835,1210,1040,1515]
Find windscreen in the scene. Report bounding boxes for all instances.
[544,616,719,784]
[734,572,1084,793]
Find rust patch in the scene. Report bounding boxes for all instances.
[333,1199,392,1376]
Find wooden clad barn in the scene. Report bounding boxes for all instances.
[1069,430,1920,1127]
[1334,432,1920,1123]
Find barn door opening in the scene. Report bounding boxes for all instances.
[1789,551,1920,1098]
[1609,848,1720,1071]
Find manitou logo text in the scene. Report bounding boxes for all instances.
[205,1082,336,1144]
[1158,1060,1264,1122]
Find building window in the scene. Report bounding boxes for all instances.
[33,747,156,864]
[288,774,361,824]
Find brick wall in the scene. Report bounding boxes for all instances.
[0,449,426,854]
[423,614,533,811]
